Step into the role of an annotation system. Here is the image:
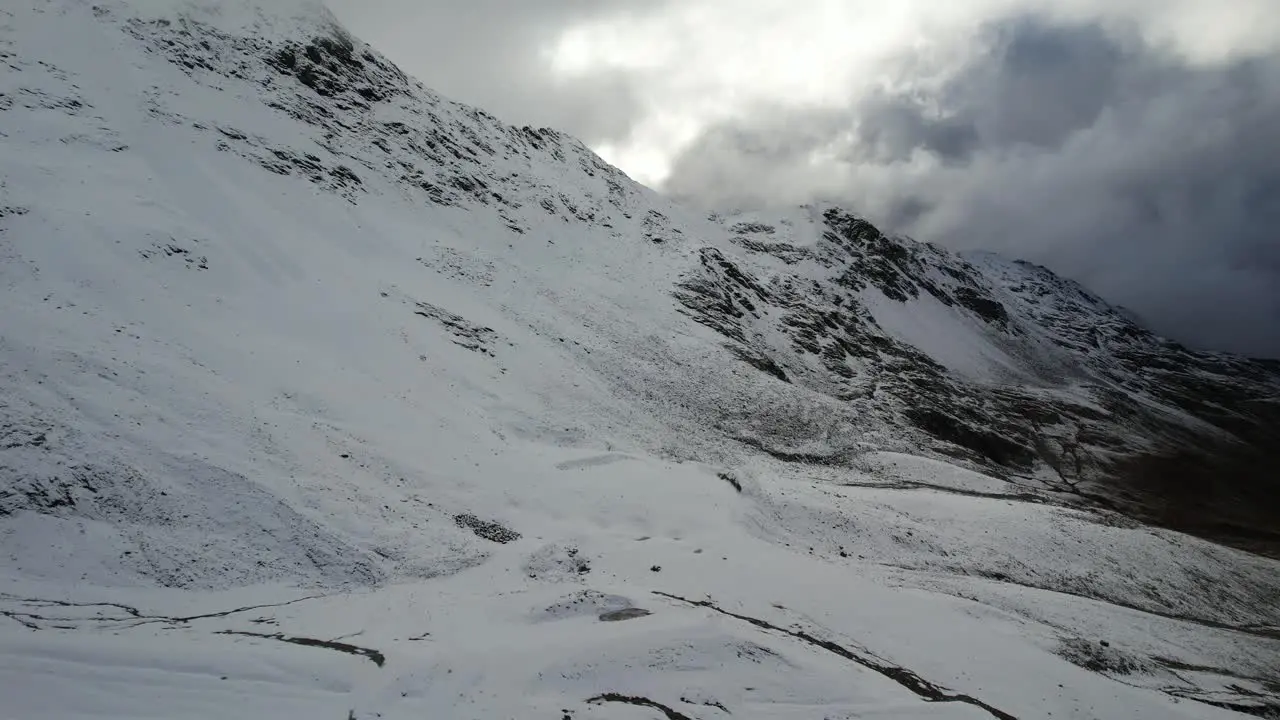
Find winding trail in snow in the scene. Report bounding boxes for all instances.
[0,592,328,630]
[654,591,1020,720]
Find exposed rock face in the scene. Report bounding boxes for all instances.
[679,207,1280,554]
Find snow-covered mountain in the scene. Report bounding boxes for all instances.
[2,1,1278,718]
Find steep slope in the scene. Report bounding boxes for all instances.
[1,1,1278,718]
[684,207,1280,554]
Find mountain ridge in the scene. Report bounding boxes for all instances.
[4,0,1277,590]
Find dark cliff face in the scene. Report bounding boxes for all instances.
[120,6,640,227]
[678,207,1280,556]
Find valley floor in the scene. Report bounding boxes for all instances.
[5,447,1278,720]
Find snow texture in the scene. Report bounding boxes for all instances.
[1,2,1278,719]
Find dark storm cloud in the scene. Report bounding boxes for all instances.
[326,0,656,144]
[851,20,1129,163]
[665,16,1280,357]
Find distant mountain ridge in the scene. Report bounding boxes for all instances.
[684,205,1280,554]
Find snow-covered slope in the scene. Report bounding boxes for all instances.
[689,206,1280,553]
[2,1,1278,718]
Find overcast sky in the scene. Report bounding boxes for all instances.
[328,0,1280,358]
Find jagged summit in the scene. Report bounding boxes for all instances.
[1,2,1278,717]
[98,0,352,46]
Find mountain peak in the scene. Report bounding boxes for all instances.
[96,0,335,33]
